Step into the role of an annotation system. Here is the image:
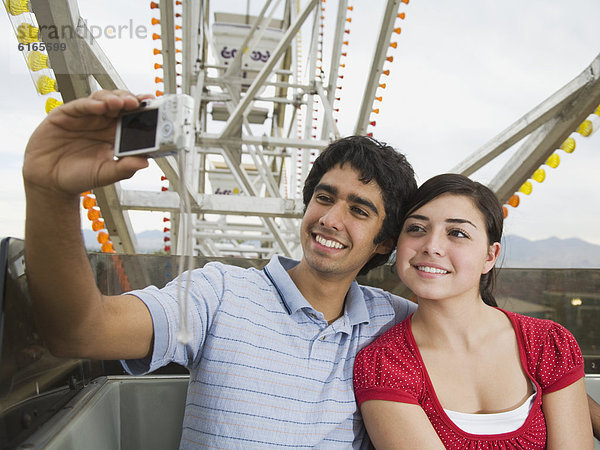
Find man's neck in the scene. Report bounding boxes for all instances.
[287,262,354,324]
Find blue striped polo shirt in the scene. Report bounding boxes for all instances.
[123,255,416,448]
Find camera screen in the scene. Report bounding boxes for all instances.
[118,109,159,152]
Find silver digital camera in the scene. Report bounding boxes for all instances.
[114,94,195,158]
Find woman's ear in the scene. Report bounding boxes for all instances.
[482,242,501,274]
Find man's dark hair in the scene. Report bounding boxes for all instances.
[303,135,416,275]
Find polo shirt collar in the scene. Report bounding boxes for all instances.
[264,255,370,326]
[345,281,371,326]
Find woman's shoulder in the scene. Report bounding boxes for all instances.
[499,308,566,335]
[499,308,581,358]
[498,309,585,392]
[354,315,425,396]
[355,316,421,374]
[364,315,413,350]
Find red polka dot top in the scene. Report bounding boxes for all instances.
[353,308,585,449]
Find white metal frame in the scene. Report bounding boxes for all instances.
[23,0,600,258]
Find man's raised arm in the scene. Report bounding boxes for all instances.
[23,90,154,361]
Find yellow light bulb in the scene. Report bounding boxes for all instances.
[27,51,49,71]
[559,137,576,154]
[36,75,57,94]
[17,23,39,44]
[45,98,63,113]
[545,153,560,169]
[577,120,593,137]
[595,104,600,116]
[519,181,532,195]
[532,168,546,183]
[8,0,30,15]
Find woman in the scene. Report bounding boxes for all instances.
[353,174,593,449]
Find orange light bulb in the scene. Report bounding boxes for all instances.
[82,194,96,209]
[97,230,110,244]
[87,207,101,221]
[92,219,105,231]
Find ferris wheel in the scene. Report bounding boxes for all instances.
[5,0,600,259]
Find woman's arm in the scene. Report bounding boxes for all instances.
[360,400,444,449]
[588,394,600,441]
[543,378,593,449]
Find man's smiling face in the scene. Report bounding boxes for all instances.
[298,163,391,282]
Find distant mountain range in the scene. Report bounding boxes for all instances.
[82,230,600,268]
[500,235,600,268]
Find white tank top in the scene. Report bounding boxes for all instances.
[443,387,537,434]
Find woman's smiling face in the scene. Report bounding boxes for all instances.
[395,193,500,304]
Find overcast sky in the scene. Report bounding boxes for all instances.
[1,0,599,246]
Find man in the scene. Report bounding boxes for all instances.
[23,90,418,448]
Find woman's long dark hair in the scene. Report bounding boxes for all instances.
[402,174,503,306]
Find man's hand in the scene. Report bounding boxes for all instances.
[23,89,151,196]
